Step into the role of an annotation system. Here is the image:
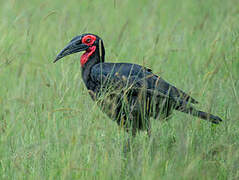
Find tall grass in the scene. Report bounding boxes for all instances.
[0,0,238,179]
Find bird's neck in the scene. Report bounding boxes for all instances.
[81,48,101,90]
[80,46,97,67]
[81,42,105,90]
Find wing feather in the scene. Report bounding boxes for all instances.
[90,63,198,104]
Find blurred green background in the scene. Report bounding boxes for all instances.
[0,0,239,179]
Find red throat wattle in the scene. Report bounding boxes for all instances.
[80,46,96,67]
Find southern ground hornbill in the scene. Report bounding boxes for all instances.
[54,33,222,136]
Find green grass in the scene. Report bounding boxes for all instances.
[0,0,239,179]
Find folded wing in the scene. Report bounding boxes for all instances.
[90,62,198,104]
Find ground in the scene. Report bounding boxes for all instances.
[0,0,239,179]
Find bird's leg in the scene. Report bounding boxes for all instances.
[123,128,137,153]
[123,131,132,153]
[123,114,138,153]
[120,114,131,153]
[147,123,151,138]
[123,138,131,154]
[131,126,137,137]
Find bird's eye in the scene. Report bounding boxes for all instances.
[86,38,91,43]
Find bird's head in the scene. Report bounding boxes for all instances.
[54,33,105,67]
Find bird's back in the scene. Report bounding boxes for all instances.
[90,62,197,105]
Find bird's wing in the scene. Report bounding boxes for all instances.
[90,63,198,104]
[152,77,199,104]
[90,63,153,97]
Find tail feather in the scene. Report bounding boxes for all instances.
[176,106,223,124]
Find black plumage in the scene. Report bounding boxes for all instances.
[54,33,222,136]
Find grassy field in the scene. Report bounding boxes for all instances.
[0,0,239,179]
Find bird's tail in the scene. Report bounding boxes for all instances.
[176,105,223,124]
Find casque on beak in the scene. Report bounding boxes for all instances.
[54,39,89,63]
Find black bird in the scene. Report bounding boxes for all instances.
[54,33,222,136]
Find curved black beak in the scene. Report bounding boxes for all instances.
[54,40,89,63]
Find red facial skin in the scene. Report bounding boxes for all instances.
[80,35,97,67]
